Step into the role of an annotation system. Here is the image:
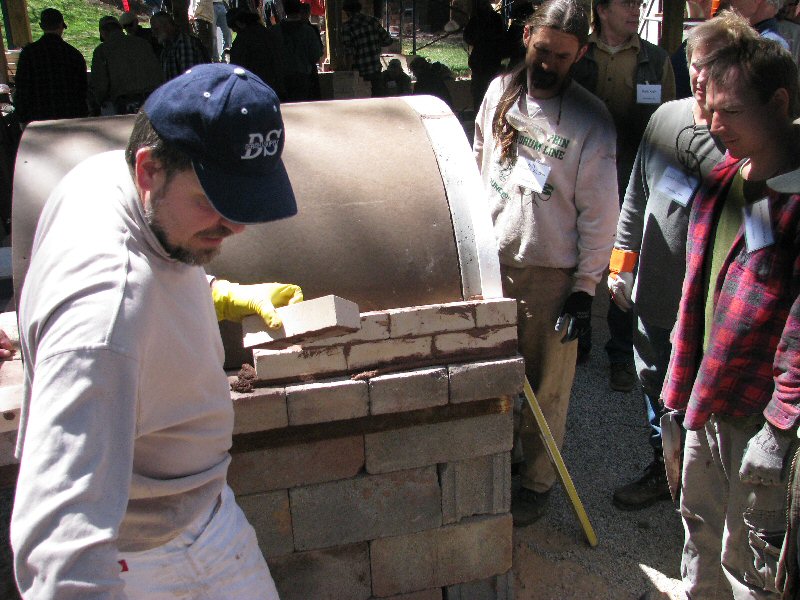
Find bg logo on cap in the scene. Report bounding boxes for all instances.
[241,130,283,159]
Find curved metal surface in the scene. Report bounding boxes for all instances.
[12,98,499,367]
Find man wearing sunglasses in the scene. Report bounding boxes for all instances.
[571,0,675,393]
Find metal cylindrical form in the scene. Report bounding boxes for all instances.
[12,96,501,367]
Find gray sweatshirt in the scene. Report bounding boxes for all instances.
[13,151,232,598]
[616,98,724,328]
[474,75,619,295]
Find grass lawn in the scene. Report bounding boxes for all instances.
[7,0,472,78]
[401,34,470,78]
[23,0,123,62]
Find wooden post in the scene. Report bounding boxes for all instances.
[4,0,31,49]
[659,0,684,55]
[326,0,346,71]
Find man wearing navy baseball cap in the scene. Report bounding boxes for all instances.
[11,64,299,599]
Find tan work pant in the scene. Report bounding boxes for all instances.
[501,264,577,493]
[681,416,787,600]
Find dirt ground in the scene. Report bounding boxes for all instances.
[508,288,686,600]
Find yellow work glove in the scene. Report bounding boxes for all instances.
[607,247,638,312]
[211,279,303,328]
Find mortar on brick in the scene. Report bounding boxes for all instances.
[369,367,448,415]
[303,311,390,347]
[286,377,368,425]
[387,302,475,338]
[346,337,432,372]
[230,299,520,599]
[447,358,525,405]
[254,345,347,382]
[433,326,517,356]
[473,298,518,329]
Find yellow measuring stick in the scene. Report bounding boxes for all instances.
[523,376,598,547]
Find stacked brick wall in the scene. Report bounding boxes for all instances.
[230,298,523,599]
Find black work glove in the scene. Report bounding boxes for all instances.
[555,291,592,344]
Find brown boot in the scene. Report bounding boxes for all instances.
[612,460,671,510]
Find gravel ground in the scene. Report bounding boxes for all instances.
[511,287,686,600]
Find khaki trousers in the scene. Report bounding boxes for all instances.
[501,264,577,493]
[681,416,787,600]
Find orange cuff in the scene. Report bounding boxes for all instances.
[609,248,639,275]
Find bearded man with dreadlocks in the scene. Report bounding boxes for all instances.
[473,0,619,526]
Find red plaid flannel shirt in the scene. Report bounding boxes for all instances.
[662,153,800,430]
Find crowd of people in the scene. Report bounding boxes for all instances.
[4,0,800,598]
[11,1,329,123]
[473,0,800,598]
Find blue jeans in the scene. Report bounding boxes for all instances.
[214,2,232,60]
[631,314,672,455]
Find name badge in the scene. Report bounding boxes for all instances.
[513,158,551,193]
[743,197,775,252]
[655,166,698,207]
[636,84,661,105]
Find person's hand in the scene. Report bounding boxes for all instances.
[0,329,14,360]
[608,248,638,312]
[608,271,634,311]
[555,291,592,343]
[211,280,303,328]
[739,422,796,486]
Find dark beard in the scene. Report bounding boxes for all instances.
[147,213,221,266]
[145,194,224,266]
[531,65,559,90]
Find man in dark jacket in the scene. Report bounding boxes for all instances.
[227,8,288,100]
[279,0,323,101]
[14,8,88,124]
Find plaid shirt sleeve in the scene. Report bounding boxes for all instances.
[663,153,800,430]
[764,201,800,429]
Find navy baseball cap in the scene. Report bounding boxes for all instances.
[143,63,297,224]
